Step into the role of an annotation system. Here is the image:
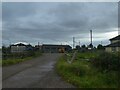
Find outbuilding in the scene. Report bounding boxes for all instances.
[10,43,33,53]
[42,44,72,53]
[105,35,120,52]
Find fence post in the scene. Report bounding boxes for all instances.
[70,51,77,64]
[65,51,77,64]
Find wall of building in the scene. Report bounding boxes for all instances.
[116,47,120,52]
[42,45,71,53]
[111,40,120,44]
[105,47,112,52]
[11,46,26,53]
[105,47,120,52]
[42,46,60,53]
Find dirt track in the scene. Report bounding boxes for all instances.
[2,53,75,88]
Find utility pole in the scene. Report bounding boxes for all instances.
[101,41,102,45]
[79,41,80,46]
[90,30,92,45]
[73,37,75,49]
[38,42,39,46]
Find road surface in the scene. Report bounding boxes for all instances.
[2,53,75,88]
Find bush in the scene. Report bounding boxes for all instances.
[56,55,118,88]
[69,62,89,76]
[91,52,120,71]
[2,51,42,66]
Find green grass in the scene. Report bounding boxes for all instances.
[2,51,42,66]
[2,57,32,66]
[56,52,118,88]
[0,60,2,66]
[76,52,98,59]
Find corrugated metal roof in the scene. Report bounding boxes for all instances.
[42,44,71,47]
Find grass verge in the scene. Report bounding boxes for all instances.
[56,53,118,88]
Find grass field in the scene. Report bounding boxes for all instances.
[2,51,42,66]
[56,52,118,88]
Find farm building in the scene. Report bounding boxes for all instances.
[105,35,120,52]
[35,45,42,51]
[10,43,33,53]
[42,44,72,53]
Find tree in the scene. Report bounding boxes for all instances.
[76,45,80,50]
[97,44,105,50]
[81,45,87,52]
[81,45,86,48]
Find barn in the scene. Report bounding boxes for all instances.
[42,44,72,53]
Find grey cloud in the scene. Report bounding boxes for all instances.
[2,2,118,46]
[2,2,38,21]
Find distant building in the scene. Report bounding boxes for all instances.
[42,44,72,53]
[105,35,120,52]
[35,45,42,50]
[10,43,33,53]
[87,43,93,50]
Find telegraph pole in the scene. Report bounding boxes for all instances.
[101,41,102,45]
[79,41,80,46]
[38,42,39,46]
[90,30,92,45]
[73,37,75,49]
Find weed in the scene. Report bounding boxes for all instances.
[56,52,118,88]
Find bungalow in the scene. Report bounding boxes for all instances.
[10,43,33,53]
[105,35,120,52]
[42,44,72,53]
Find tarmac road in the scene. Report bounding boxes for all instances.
[2,53,75,88]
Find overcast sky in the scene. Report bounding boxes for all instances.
[2,2,118,47]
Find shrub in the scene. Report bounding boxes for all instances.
[2,51,42,66]
[56,55,118,88]
[69,64,88,76]
[91,52,120,71]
